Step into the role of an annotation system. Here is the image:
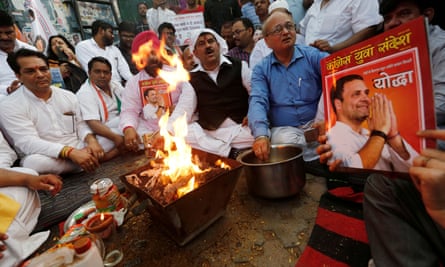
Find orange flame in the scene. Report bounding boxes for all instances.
[136,38,229,198]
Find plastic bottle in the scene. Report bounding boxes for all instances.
[24,237,103,267]
[90,178,124,212]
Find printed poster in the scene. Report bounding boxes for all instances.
[139,78,172,109]
[321,17,435,173]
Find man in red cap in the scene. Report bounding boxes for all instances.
[119,30,189,152]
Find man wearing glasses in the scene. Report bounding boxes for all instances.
[248,9,328,175]
[227,18,256,66]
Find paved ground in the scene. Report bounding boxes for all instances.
[110,172,327,267]
[37,153,328,267]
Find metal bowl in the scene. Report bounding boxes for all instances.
[238,144,306,198]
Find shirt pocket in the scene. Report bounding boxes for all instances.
[61,112,75,134]
[299,78,321,102]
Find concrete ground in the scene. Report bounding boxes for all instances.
[110,172,328,267]
[36,153,328,267]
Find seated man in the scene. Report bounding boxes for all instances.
[76,57,124,159]
[154,28,254,158]
[119,30,184,152]
[0,10,36,98]
[0,49,102,174]
[379,0,445,147]
[0,131,62,267]
[317,129,445,266]
[248,9,328,170]
[298,0,381,53]
[364,129,445,266]
[227,18,256,65]
[327,74,417,172]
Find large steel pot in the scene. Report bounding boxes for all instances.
[238,144,306,198]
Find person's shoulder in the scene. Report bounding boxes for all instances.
[16,40,37,51]
[75,81,92,95]
[295,44,329,58]
[53,86,77,99]
[75,39,90,49]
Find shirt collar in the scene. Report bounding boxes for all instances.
[270,45,303,66]
[191,55,232,73]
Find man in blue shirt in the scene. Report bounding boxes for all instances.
[248,9,328,172]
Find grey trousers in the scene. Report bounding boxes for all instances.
[363,174,445,267]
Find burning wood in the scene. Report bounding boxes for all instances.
[125,158,230,205]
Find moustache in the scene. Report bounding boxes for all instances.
[205,48,214,54]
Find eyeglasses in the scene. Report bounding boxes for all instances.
[233,28,246,36]
[266,22,296,36]
[21,66,50,76]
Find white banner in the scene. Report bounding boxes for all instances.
[25,0,58,52]
[172,13,205,46]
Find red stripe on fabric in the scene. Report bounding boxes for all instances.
[316,207,368,243]
[295,246,350,267]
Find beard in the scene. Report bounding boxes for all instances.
[103,36,114,46]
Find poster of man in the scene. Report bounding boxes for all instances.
[321,17,436,173]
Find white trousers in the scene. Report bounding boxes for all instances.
[0,167,50,267]
[185,119,254,157]
[271,126,319,161]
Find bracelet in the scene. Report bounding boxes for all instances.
[370,130,387,141]
[66,147,74,158]
[387,132,400,140]
[59,146,74,158]
[123,126,134,133]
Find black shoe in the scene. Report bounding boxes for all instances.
[228,147,250,160]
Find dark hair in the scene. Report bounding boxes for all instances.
[7,49,49,74]
[118,21,137,34]
[379,0,434,16]
[157,22,175,37]
[233,18,255,36]
[0,10,14,27]
[46,34,76,61]
[92,20,113,36]
[137,2,149,9]
[88,56,112,73]
[221,20,234,30]
[144,87,156,97]
[330,74,364,114]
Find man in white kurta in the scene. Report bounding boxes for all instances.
[119,30,184,152]
[0,131,62,267]
[0,10,36,98]
[146,0,176,32]
[0,49,102,174]
[298,0,382,53]
[76,57,124,154]
[75,20,133,84]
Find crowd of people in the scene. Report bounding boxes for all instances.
[1,0,445,266]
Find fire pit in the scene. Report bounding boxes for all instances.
[121,149,242,246]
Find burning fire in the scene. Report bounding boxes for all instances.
[132,36,231,199]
